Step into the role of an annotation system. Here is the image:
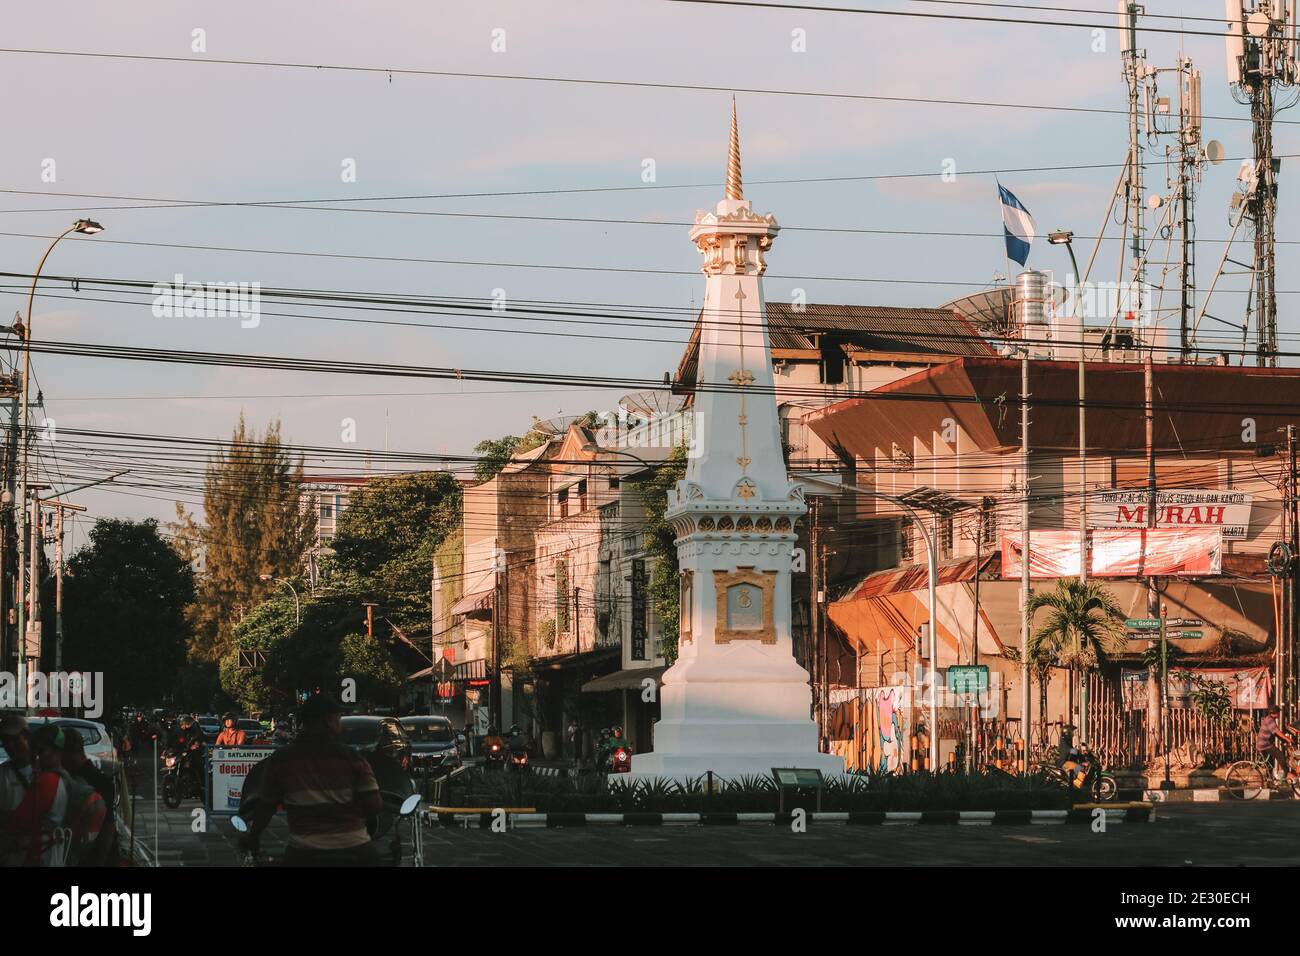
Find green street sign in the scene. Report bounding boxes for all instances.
[947,665,989,694]
[1125,618,1161,630]
[1169,630,1204,639]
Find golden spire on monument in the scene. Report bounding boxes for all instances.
[726,96,743,201]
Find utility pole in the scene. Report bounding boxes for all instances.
[819,539,831,753]
[1121,3,1146,336]
[809,496,822,735]
[1289,425,1298,726]
[1226,1,1296,366]
[26,495,40,673]
[45,502,87,671]
[1019,351,1032,762]
[1145,345,1161,761]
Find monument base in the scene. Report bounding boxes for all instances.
[625,652,846,783]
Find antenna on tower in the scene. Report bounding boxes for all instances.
[1119,1,1147,348]
[1225,0,1298,366]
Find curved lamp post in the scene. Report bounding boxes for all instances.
[260,574,301,625]
[16,219,104,678]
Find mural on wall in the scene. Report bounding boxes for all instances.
[828,686,909,773]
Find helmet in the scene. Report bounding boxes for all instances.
[222,713,237,725]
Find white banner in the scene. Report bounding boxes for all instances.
[1088,489,1252,540]
[209,746,274,812]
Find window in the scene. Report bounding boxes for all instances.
[320,501,333,520]
[576,479,587,512]
[608,476,620,491]
[817,335,846,385]
[899,517,914,560]
[557,486,569,519]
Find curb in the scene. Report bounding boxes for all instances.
[1143,788,1279,802]
[432,806,1154,828]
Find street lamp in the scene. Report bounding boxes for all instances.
[1048,227,1091,737]
[260,574,301,625]
[16,219,105,682]
[842,483,970,774]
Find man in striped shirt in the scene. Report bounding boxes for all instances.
[240,695,383,866]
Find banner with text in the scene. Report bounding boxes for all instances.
[1089,489,1252,540]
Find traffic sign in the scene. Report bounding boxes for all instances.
[1168,619,1203,628]
[432,657,455,682]
[1169,630,1205,639]
[1125,618,1161,630]
[947,665,989,694]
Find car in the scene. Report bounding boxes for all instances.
[197,715,221,743]
[400,716,463,775]
[340,715,412,773]
[24,717,119,772]
[234,718,266,743]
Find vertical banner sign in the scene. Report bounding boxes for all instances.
[631,559,647,660]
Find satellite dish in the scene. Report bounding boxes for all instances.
[1247,10,1271,36]
[1205,140,1226,165]
[1147,194,1164,210]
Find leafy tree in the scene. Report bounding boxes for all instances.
[472,436,521,483]
[189,415,315,661]
[63,519,195,708]
[635,445,688,664]
[1026,579,1127,740]
[331,471,463,638]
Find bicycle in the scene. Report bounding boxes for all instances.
[1223,750,1299,800]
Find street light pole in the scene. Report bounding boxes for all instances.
[1050,229,1089,735]
[840,482,942,773]
[16,219,104,684]
[259,574,301,625]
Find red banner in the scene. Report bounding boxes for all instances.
[1001,528,1221,579]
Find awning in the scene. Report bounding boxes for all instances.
[449,587,493,617]
[406,658,487,682]
[582,665,667,693]
[828,555,1004,662]
[532,647,620,672]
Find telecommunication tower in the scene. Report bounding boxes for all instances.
[1226,0,1299,367]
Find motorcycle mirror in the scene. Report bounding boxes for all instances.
[230,815,249,833]
[399,793,422,816]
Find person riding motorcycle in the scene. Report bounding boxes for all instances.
[169,716,206,792]
[483,726,507,767]
[215,713,246,747]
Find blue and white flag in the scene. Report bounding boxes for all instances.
[998,184,1036,267]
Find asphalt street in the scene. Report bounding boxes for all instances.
[130,779,1300,866]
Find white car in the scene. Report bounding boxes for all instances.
[26,717,120,772]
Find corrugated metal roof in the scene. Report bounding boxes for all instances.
[673,302,994,391]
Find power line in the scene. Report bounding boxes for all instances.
[0,46,1285,126]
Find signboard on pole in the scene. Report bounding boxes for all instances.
[946,665,989,694]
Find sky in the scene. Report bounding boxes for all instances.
[0,0,1290,551]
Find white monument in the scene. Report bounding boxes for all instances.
[629,103,845,780]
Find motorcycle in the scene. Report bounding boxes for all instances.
[233,793,426,867]
[160,746,203,808]
[1040,744,1117,802]
[483,733,507,771]
[598,726,633,774]
[507,735,530,772]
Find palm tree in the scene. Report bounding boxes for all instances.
[1026,580,1127,744]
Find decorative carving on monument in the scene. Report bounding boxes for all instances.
[712,567,777,644]
[679,570,694,644]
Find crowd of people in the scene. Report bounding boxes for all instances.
[0,715,118,867]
